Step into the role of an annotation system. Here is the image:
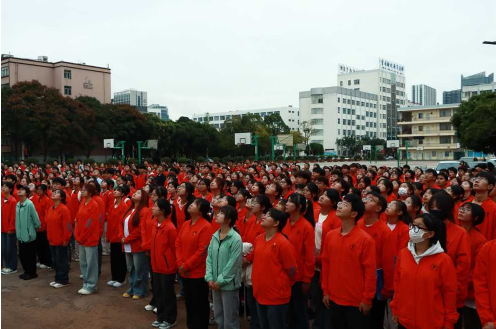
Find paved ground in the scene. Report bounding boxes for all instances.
[1,256,250,329]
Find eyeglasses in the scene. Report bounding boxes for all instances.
[409,224,429,233]
[337,201,350,207]
[458,207,471,213]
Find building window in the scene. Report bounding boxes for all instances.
[347,99,351,104]
[311,119,324,125]
[311,108,323,115]
[348,80,351,86]
[445,151,450,157]
[418,113,423,119]
[338,107,340,113]
[440,136,451,144]
[312,129,324,136]
[1,66,9,77]
[354,79,360,85]
[351,100,355,105]
[338,129,340,135]
[220,116,225,120]
[214,124,220,128]
[419,126,423,131]
[440,123,452,131]
[432,151,437,157]
[311,94,323,104]
[340,81,343,87]
[198,117,203,122]
[213,116,219,121]
[338,119,340,124]
[64,86,72,95]
[439,109,451,117]
[64,70,72,79]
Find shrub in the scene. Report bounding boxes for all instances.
[127,158,139,165]
[24,157,39,165]
[222,156,233,163]
[196,156,206,163]
[106,158,119,165]
[235,156,245,162]
[161,157,171,163]
[177,157,189,164]
[83,158,96,165]
[212,157,220,163]
[65,158,76,164]
[276,155,284,161]
[47,158,58,164]
[247,156,255,161]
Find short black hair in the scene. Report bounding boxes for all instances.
[2,182,14,191]
[343,193,365,222]
[52,177,67,186]
[16,185,30,195]
[425,168,438,176]
[476,172,496,188]
[5,174,17,183]
[294,170,311,182]
[366,191,387,214]
[437,172,448,181]
[460,202,485,227]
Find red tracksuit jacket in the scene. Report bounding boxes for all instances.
[119,208,148,253]
[151,217,178,274]
[474,240,496,326]
[251,232,298,305]
[175,217,212,279]
[106,200,129,243]
[446,220,471,308]
[391,247,459,329]
[1,195,17,233]
[282,216,315,283]
[75,199,101,247]
[46,203,72,246]
[381,220,410,298]
[321,225,376,307]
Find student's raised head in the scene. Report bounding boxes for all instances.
[428,190,454,222]
[154,198,177,227]
[405,194,422,218]
[318,188,341,210]
[2,181,14,194]
[337,193,365,222]
[252,194,272,215]
[286,193,307,215]
[189,198,211,221]
[377,178,393,196]
[364,191,387,215]
[51,189,67,205]
[458,202,485,228]
[413,213,447,252]
[262,208,289,233]
[217,205,238,228]
[385,200,411,224]
[474,172,496,193]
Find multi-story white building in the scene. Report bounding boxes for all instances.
[113,89,148,106]
[411,84,437,106]
[337,59,407,140]
[461,82,496,101]
[148,104,169,121]
[192,106,300,131]
[299,87,379,154]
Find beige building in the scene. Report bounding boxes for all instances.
[398,104,463,160]
[1,55,111,103]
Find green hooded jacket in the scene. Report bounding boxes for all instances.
[205,227,242,291]
[15,199,40,243]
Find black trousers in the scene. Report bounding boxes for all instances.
[329,301,370,329]
[110,242,127,283]
[183,277,210,329]
[153,273,177,323]
[19,240,37,276]
[461,306,482,329]
[289,282,310,329]
[36,231,53,267]
[147,255,156,305]
[50,245,69,284]
[370,297,386,328]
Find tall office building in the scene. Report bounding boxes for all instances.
[461,72,494,87]
[337,59,407,140]
[411,84,437,106]
[148,104,169,121]
[443,90,461,104]
[299,87,379,155]
[113,89,148,106]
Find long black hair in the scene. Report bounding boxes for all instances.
[390,200,411,225]
[428,190,455,223]
[288,193,314,227]
[421,213,447,252]
[219,205,238,228]
[459,202,485,228]
[253,194,272,214]
[156,198,177,228]
[324,188,341,210]
[267,208,289,234]
[193,198,212,222]
[182,182,197,221]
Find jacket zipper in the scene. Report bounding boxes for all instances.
[163,255,169,269]
[153,225,160,268]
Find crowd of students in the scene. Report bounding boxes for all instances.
[2,159,496,329]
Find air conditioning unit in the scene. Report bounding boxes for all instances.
[37,56,48,62]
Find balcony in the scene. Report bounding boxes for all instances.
[398,116,451,125]
[399,142,460,150]
[398,129,455,138]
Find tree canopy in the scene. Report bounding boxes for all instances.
[451,92,496,154]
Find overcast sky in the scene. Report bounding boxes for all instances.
[2,0,496,120]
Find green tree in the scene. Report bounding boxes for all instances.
[263,113,290,136]
[300,121,315,155]
[451,92,496,154]
[309,142,324,155]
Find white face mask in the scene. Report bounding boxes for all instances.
[409,227,427,244]
[398,187,409,196]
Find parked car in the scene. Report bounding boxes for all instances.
[435,161,460,172]
[385,156,394,160]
